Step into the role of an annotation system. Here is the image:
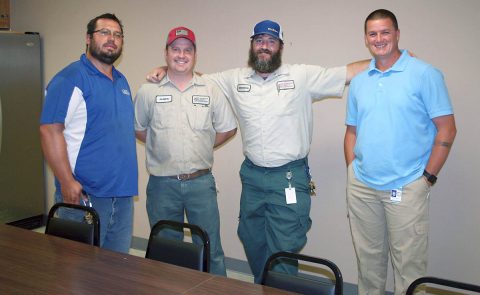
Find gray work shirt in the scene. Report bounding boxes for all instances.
[134,74,237,176]
[208,64,347,167]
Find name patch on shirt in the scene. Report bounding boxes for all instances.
[122,89,131,96]
[156,95,172,103]
[277,80,295,91]
[237,84,251,92]
[192,95,210,106]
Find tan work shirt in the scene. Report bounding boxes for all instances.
[134,74,237,176]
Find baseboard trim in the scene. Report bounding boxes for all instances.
[131,235,148,250]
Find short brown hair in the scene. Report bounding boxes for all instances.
[364,9,399,33]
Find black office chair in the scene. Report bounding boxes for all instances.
[261,251,343,295]
[406,276,480,294]
[45,202,100,246]
[145,220,210,272]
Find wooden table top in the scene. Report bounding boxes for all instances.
[0,224,295,294]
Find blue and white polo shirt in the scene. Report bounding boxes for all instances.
[41,54,138,197]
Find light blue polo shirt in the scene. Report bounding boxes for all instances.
[41,54,138,197]
[346,50,453,190]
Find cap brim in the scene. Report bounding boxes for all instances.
[167,36,195,46]
[251,32,282,41]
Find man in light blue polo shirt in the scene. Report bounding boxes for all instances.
[40,13,137,253]
[344,9,457,294]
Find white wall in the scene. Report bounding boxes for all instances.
[11,0,480,290]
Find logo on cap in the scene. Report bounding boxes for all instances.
[268,28,278,34]
[175,29,189,36]
[167,26,196,46]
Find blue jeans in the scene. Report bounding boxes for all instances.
[54,191,133,253]
[146,173,226,276]
[238,158,312,283]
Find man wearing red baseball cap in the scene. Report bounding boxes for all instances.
[134,26,237,276]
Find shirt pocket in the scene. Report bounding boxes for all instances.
[190,105,212,130]
[152,101,176,129]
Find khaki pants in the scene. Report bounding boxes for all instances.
[347,164,430,295]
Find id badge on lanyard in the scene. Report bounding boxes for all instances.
[285,170,297,204]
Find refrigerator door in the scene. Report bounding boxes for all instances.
[0,32,45,228]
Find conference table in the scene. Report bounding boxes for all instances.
[0,224,296,294]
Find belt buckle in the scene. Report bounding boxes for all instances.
[177,174,189,181]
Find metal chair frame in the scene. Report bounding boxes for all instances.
[261,251,343,295]
[145,220,210,272]
[45,202,100,246]
[406,276,480,294]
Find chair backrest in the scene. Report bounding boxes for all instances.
[45,202,100,246]
[145,220,210,272]
[406,276,480,295]
[261,251,343,295]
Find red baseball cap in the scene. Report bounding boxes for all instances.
[166,27,196,46]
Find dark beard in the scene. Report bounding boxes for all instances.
[248,47,282,74]
[88,40,122,65]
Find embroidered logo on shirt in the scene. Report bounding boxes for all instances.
[155,95,172,103]
[122,89,131,95]
[277,80,295,91]
[192,95,210,106]
[237,84,251,92]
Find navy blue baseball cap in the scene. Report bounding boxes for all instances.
[251,20,283,42]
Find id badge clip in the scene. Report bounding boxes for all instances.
[390,188,402,203]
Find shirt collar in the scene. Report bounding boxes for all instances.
[368,49,409,74]
[80,53,121,79]
[192,73,207,86]
[246,64,288,80]
[158,72,205,88]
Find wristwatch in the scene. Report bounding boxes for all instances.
[423,170,437,185]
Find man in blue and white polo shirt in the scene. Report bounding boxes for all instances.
[40,13,138,253]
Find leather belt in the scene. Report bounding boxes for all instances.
[168,169,210,181]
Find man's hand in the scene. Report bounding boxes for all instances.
[60,179,85,204]
[146,66,167,83]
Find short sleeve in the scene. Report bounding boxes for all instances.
[134,84,152,131]
[305,65,347,101]
[420,66,453,119]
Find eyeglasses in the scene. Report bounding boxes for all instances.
[92,29,124,39]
